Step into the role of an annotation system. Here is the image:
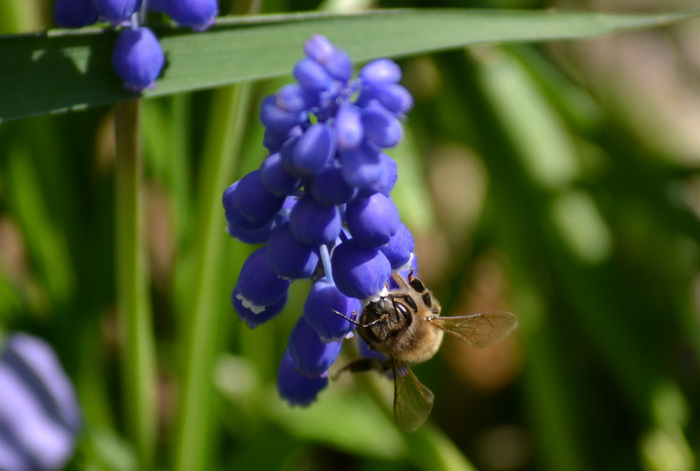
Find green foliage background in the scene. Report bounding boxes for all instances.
[1,1,700,470]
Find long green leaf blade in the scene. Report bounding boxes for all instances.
[1,8,698,122]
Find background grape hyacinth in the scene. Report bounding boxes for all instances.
[224,34,416,406]
[54,0,219,90]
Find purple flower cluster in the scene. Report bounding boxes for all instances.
[0,334,82,471]
[223,35,416,406]
[54,0,219,91]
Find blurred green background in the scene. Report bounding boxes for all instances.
[2,0,700,470]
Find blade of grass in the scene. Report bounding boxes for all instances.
[1,8,699,122]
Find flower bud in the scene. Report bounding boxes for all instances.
[277,350,328,406]
[259,95,306,133]
[379,223,414,269]
[266,223,319,279]
[361,104,403,148]
[359,58,401,84]
[111,27,164,92]
[92,0,142,24]
[260,153,302,197]
[237,247,290,310]
[331,239,391,300]
[165,0,218,31]
[288,317,342,377]
[283,123,335,178]
[304,278,360,342]
[309,165,357,206]
[232,285,287,328]
[293,58,332,92]
[275,84,316,113]
[231,170,285,224]
[289,195,341,246]
[334,104,363,151]
[345,193,400,248]
[339,141,382,190]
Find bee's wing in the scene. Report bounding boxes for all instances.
[429,311,518,349]
[392,360,434,433]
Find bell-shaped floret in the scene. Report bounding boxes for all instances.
[237,247,290,310]
[359,58,401,84]
[361,83,414,117]
[345,193,400,248]
[277,350,328,406]
[361,104,403,149]
[111,27,164,92]
[260,153,302,197]
[275,84,316,113]
[293,58,333,93]
[309,165,357,206]
[282,123,335,178]
[92,0,142,24]
[164,0,218,31]
[304,278,360,342]
[289,195,342,246]
[339,140,382,190]
[379,223,414,270]
[259,95,307,133]
[331,239,391,300]
[334,103,363,151]
[288,317,342,377]
[54,0,99,27]
[304,34,352,81]
[232,285,287,328]
[266,223,319,279]
[231,170,285,224]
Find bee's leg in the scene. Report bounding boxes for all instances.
[333,357,392,379]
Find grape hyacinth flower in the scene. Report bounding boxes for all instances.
[0,334,82,471]
[223,34,416,406]
[54,0,220,90]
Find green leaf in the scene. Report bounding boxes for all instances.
[1,8,698,122]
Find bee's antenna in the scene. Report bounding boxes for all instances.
[331,310,387,328]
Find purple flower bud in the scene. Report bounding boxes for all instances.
[260,153,302,197]
[259,95,306,133]
[288,317,342,377]
[339,140,382,190]
[277,350,328,406]
[226,215,280,245]
[263,126,301,154]
[266,223,319,279]
[293,58,332,93]
[345,193,400,248]
[309,165,357,206]
[304,278,360,342]
[334,104,363,151]
[54,0,99,28]
[223,182,269,230]
[359,58,402,84]
[282,124,335,178]
[361,104,403,148]
[379,223,414,269]
[358,153,397,197]
[237,247,290,309]
[364,83,414,117]
[92,0,142,24]
[332,239,391,299]
[275,84,316,113]
[164,0,218,31]
[232,285,287,328]
[304,34,335,64]
[0,334,81,471]
[111,27,164,92]
[289,195,342,246]
[231,170,285,224]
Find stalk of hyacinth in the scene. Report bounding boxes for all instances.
[0,334,82,471]
[223,34,416,406]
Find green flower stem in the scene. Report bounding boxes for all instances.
[173,82,252,471]
[114,99,156,470]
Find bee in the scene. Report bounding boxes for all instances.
[336,270,518,432]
